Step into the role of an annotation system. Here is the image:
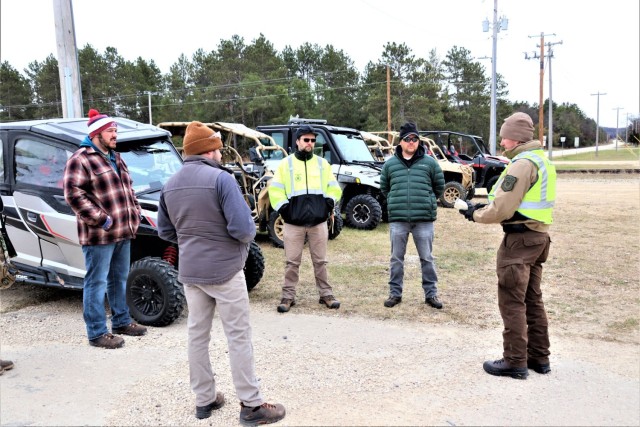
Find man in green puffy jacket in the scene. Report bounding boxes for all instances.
[380,122,445,309]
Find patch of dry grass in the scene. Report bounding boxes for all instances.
[250,174,640,344]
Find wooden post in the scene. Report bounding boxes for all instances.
[53,0,83,118]
[386,65,391,134]
[538,33,545,143]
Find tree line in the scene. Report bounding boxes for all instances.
[1,34,633,148]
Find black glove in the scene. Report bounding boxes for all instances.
[325,198,335,211]
[459,203,487,222]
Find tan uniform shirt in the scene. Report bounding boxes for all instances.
[473,141,550,233]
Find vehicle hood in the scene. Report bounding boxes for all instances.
[333,163,381,188]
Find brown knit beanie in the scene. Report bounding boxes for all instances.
[499,112,534,142]
[183,121,223,156]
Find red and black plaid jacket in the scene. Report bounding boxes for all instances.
[63,144,141,246]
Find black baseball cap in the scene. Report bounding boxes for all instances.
[295,125,318,139]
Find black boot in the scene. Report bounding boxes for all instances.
[483,358,528,379]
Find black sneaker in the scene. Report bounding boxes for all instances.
[483,358,528,379]
[425,296,443,309]
[195,392,225,419]
[240,402,286,426]
[528,360,551,374]
[384,296,402,307]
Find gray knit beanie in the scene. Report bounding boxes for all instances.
[499,112,534,142]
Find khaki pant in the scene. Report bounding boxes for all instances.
[183,270,263,407]
[496,230,551,367]
[282,222,334,300]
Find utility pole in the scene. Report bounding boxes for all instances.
[386,65,391,134]
[545,41,562,160]
[482,0,508,155]
[526,32,555,148]
[590,92,607,157]
[53,0,83,118]
[613,106,623,150]
[145,91,153,125]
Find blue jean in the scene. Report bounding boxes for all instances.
[82,240,132,340]
[388,221,438,298]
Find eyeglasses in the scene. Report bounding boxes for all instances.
[302,138,316,143]
[402,136,419,143]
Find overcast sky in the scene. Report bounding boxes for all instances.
[1,0,638,129]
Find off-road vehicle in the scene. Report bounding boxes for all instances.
[420,130,508,197]
[157,121,343,247]
[367,131,475,208]
[0,117,265,326]
[360,131,394,161]
[257,117,386,230]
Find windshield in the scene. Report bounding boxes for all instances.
[118,139,182,194]
[474,137,490,154]
[332,132,375,162]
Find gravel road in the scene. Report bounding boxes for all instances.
[1,285,638,426]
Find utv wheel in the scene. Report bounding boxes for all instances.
[328,205,343,240]
[127,257,185,327]
[345,194,382,230]
[244,240,265,292]
[268,210,285,248]
[440,182,466,208]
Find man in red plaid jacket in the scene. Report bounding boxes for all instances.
[63,109,147,349]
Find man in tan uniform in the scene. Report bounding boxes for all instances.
[459,112,556,380]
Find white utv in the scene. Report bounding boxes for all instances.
[0,118,265,326]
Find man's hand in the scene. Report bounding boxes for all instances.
[325,198,335,211]
[458,203,487,222]
[102,215,113,230]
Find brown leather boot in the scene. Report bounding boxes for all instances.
[89,333,125,349]
[240,402,286,426]
[0,359,14,375]
[277,298,295,313]
[319,295,340,309]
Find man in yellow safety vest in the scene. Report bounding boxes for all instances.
[458,112,556,380]
[269,125,343,313]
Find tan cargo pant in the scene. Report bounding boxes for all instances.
[183,270,263,407]
[496,230,551,367]
[282,222,334,300]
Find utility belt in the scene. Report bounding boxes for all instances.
[502,223,530,234]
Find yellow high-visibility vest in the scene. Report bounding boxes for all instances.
[489,149,556,224]
[269,155,341,211]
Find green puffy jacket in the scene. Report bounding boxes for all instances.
[380,144,445,223]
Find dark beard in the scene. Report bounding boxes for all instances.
[96,134,112,153]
